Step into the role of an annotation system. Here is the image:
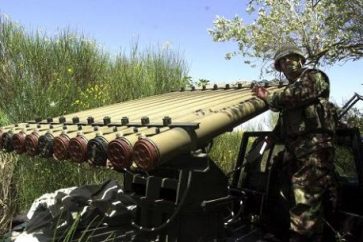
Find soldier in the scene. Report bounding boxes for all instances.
[253,45,337,242]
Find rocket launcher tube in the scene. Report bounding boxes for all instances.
[107,136,134,170]
[37,129,68,157]
[39,88,238,125]
[87,126,148,168]
[97,89,251,132]
[97,89,239,123]
[68,131,106,163]
[86,131,119,167]
[95,92,210,121]
[56,94,182,122]
[104,86,278,168]
[53,132,77,160]
[1,123,27,129]
[4,125,47,152]
[1,129,15,152]
[156,90,256,121]
[67,126,120,163]
[104,128,139,168]
[24,126,65,156]
[107,127,169,170]
[53,89,237,124]
[133,97,269,170]
[112,93,249,164]
[1,122,58,134]
[107,88,278,170]
[66,89,219,121]
[1,122,32,131]
[12,129,39,154]
[12,124,63,154]
[52,126,102,160]
[120,87,266,126]
[1,123,58,150]
[163,86,280,122]
[52,91,183,122]
[32,124,81,157]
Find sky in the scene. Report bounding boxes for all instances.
[0,0,362,109]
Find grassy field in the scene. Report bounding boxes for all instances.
[0,16,189,123]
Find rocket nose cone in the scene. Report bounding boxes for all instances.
[107,138,133,170]
[24,133,40,156]
[133,138,160,171]
[2,132,14,152]
[87,137,108,167]
[12,132,26,154]
[68,136,88,163]
[53,135,70,160]
[38,133,54,157]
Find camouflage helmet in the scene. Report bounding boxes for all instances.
[274,45,306,71]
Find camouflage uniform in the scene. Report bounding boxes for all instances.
[264,53,337,241]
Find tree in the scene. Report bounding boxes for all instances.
[342,107,363,131]
[209,0,363,74]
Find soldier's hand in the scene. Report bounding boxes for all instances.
[252,86,269,100]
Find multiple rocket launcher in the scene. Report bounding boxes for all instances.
[0,83,283,171]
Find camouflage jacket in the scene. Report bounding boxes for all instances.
[265,68,337,158]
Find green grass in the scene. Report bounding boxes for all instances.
[13,156,123,212]
[209,131,244,174]
[0,16,189,123]
[0,153,17,235]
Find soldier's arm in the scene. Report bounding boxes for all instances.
[265,70,329,111]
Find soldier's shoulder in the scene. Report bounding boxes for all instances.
[301,68,329,82]
[301,68,326,76]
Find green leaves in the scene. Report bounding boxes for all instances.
[209,0,363,73]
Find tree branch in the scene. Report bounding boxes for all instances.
[312,0,322,9]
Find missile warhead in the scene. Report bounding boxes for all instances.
[53,134,70,160]
[38,132,55,157]
[87,136,108,166]
[68,135,88,163]
[133,138,160,171]
[107,137,133,170]
[24,132,40,156]
[12,131,27,154]
[2,131,14,152]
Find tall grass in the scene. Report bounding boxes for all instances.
[0,152,123,237]
[0,16,189,122]
[210,131,244,174]
[108,44,189,102]
[0,153,17,235]
[13,156,123,213]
